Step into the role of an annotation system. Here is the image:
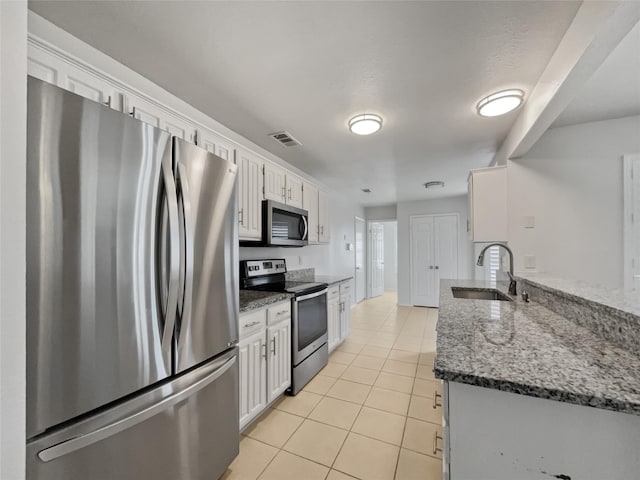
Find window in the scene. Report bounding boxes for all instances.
[474,243,501,283]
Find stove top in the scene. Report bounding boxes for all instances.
[248,281,327,295]
[239,259,327,296]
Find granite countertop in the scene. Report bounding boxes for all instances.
[239,290,292,313]
[517,273,640,318]
[434,279,640,416]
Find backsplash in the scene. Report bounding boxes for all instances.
[516,276,640,356]
[285,268,315,281]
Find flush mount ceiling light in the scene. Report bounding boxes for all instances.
[476,89,524,117]
[348,113,382,135]
[424,181,445,189]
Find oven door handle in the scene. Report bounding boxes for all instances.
[294,288,328,302]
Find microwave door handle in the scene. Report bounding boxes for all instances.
[301,216,308,240]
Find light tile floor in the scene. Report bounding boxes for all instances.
[221,291,443,480]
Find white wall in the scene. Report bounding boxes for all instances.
[240,195,364,278]
[508,115,640,288]
[365,205,397,221]
[396,195,474,305]
[382,222,397,290]
[0,2,27,479]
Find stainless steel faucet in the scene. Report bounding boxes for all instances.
[477,243,517,296]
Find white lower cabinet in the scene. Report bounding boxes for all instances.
[327,286,341,352]
[267,319,291,403]
[238,329,266,430]
[327,281,352,352]
[238,301,291,430]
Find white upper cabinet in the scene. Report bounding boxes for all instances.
[263,162,304,209]
[468,166,507,242]
[318,190,330,243]
[286,174,304,209]
[263,162,287,203]
[28,43,121,110]
[303,181,319,243]
[236,148,264,240]
[124,94,197,143]
[197,128,236,163]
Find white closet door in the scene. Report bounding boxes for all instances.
[434,215,459,299]
[370,223,385,298]
[411,216,437,306]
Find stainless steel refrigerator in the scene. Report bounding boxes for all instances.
[25,77,240,480]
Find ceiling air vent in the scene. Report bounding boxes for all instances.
[269,131,302,147]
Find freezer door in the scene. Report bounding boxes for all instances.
[26,349,239,480]
[26,78,178,437]
[173,138,239,372]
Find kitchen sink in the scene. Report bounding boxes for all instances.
[451,287,512,301]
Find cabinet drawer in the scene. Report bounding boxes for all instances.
[267,302,291,326]
[328,286,340,298]
[339,282,352,295]
[239,309,267,338]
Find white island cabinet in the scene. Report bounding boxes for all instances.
[443,381,640,480]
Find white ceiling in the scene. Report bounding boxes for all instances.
[30,0,582,206]
[553,19,640,128]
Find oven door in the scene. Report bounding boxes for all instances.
[292,289,328,365]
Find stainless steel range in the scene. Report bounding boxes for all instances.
[240,260,328,394]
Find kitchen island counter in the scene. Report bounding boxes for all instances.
[434,279,640,416]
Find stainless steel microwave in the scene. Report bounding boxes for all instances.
[241,200,309,247]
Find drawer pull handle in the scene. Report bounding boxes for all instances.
[433,431,443,455]
[276,310,288,316]
[433,391,442,409]
[243,321,261,328]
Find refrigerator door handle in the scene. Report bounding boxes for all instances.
[37,355,237,463]
[160,155,180,352]
[176,162,194,348]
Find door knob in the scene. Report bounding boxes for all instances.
[429,266,434,269]
[435,266,439,270]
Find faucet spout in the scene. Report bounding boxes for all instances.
[476,243,517,296]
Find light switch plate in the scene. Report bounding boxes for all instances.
[524,255,536,269]
[523,216,535,228]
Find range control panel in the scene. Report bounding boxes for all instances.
[241,259,287,278]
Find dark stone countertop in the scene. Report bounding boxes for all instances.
[239,290,292,313]
[434,279,640,416]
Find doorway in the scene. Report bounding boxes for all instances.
[367,220,398,299]
[410,214,459,307]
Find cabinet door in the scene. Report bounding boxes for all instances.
[28,46,121,110]
[318,190,330,243]
[327,295,341,352]
[126,94,197,143]
[197,128,236,163]
[238,330,267,429]
[267,320,291,403]
[340,293,351,340]
[286,174,304,208]
[468,166,507,242]
[236,149,264,240]
[263,162,287,203]
[303,182,319,243]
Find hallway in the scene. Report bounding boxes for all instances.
[223,292,443,480]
